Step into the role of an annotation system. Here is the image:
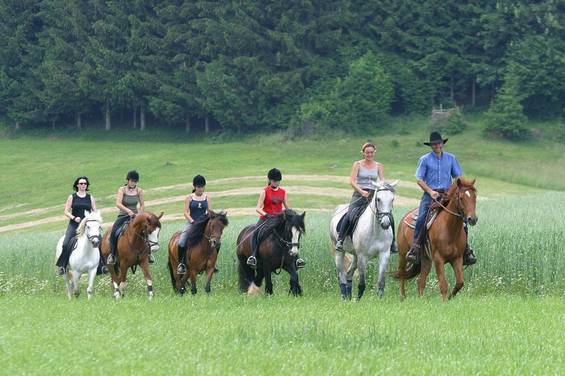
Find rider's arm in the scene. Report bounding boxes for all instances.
[282,193,290,209]
[90,196,97,212]
[64,195,79,222]
[417,180,439,199]
[115,187,134,216]
[377,162,384,181]
[184,195,194,223]
[138,188,145,212]
[349,162,366,196]
[256,190,267,217]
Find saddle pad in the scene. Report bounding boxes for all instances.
[403,208,438,230]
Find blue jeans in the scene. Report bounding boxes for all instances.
[412,192,433,245]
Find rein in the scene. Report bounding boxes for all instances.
[432,188,467,221]
[367,187,394,224]
[271,228,300,275]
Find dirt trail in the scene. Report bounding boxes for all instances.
[0,176,418,234]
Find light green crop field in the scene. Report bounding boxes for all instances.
[1,119,565,374]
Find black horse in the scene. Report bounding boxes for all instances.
[236,209,306,296]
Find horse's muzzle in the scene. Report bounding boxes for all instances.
[89,235,101,248]
[467,216,478,226]
[380,222,391,230]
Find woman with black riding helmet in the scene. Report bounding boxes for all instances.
[176,175,212,274]
[106,170,149,265]
[56,176,97,275]
[246,168,306,269]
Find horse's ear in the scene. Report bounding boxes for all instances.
[300,211,306,219]
[283,210,287,220]
[84,210,90,217]
[471,178,476,186]
[209,210,216,217]
[390,180,399,188]
[158,211,164,219]
[456,177,462,187]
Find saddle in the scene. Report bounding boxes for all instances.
[403,208,439,230]
[336,204,367,239]
[67,236,79,254]
[116,220,130,237]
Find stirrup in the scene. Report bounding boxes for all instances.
[148,253,155,264]
[177,263,187,275]
[463,248,477,266]
[246,255,257,269]
[56,266,66,276]
[106,253,116,265]
[390,242,398,254]
[296,258,306,269]
[100,266,109,275]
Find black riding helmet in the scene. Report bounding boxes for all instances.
[193,174,206,187]
[267,168,282,181]
[126,170,139,181]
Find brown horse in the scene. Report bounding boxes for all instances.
[395,178,478,300]
[167,211,228,295]
[237,209,305,296]
[100,211,163,299]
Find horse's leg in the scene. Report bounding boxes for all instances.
[334,249,348,299]
[117,262,128,298]
[86,266,97,300]
[139,259,154,300]
[264,270,274,295]
[375,250,391,298]
[417,258,432,297]
[63,272,73,300]
[189,269,197,295]
[204,267,214,294]
[356,254,367,301]
[449,257,464,299]
[433,256,449,301]
[344,254,357,300]
[288,267,302,297]
[71,271,81,298]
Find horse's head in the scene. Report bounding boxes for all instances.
[282,209,306,257]
[145,211,163,252]
[205,211,229,249]
[371,180,397,230]
[78,210,102,248]
[455,178,478,226]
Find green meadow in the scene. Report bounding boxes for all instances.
[1,117,565,374]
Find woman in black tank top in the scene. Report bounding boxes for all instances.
[56,176,97,275]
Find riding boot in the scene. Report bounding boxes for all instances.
[56,266,66,276]
[406,243,421,263]
[177,244,187,274]
[247,229,260,269]
[296,258,306,269]
[106,241,117,265]
[463,244,477,266]
[335,216,350,253]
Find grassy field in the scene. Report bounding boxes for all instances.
[2,117,565,374]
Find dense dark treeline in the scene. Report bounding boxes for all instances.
[0,0,563,138]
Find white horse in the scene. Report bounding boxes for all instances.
[329,180,397,300]
[55,211,103,300]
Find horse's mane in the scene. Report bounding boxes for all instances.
[430,178,476,211]
[186,211,228,247]
[260,209,305,239]
[76,211,102,237]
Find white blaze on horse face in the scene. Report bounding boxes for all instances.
[148,227,160,251]
[465,190,471,198]
[290,227,300,256]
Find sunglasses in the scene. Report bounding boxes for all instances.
[78,182,88,185]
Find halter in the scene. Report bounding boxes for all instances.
[432,187,470,222]
[84,219,102,244]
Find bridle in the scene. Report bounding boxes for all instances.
[368,186,395,226]
[432,187,474,224]
[84,219,102,245]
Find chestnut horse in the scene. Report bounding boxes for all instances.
[100,211,163,299]
[237,209,305,296]
[167,211,228,295]
[395,178,478,300]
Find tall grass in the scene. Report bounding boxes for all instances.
[1,192,564,297]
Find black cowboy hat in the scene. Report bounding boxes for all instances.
[423,131,448,146]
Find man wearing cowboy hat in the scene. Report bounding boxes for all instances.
[406,131,477,265]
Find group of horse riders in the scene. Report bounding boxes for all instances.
[55,131,476,277]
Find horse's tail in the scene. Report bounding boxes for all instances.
[391,262,421,280]
[167,259,176,292]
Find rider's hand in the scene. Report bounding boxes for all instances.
[74,216,81,223]
[360,190,370,198]
[430,191,440,200]
[127,210,135,217]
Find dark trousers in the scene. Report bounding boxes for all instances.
[338,190,374,240]
[109,215,130,255]
[56,221,79,267]
[250,218,268,257]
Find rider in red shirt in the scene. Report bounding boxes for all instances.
[246,168,306,269]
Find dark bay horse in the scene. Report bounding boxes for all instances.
[100,211,163,299]
[237,209,305,296]
[167,211,228,295]
[395,178,478,300]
